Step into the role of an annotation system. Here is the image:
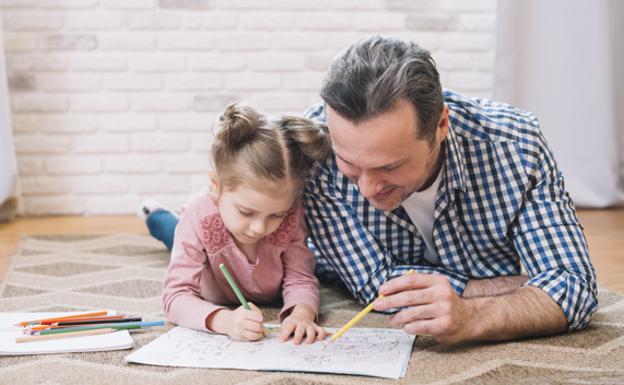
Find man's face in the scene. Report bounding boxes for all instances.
[327,98,448,211]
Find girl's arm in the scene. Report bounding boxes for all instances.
[162,205,266,341]
[279,206,328,344]
[162,207,228,332]
[278,204,321,322]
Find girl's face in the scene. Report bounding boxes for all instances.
[215,178,298,247]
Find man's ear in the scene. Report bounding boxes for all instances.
[437,105,449,142]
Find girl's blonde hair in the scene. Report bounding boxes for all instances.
[212,103,331,191]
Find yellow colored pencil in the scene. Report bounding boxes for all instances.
[329,296,382,342]
[15,327,116,343]
[329,270,415,343]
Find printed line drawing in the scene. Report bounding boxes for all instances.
[126,325,415,379]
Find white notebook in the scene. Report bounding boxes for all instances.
[0,312,134,356]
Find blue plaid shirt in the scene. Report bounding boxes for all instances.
[302,90,597,331]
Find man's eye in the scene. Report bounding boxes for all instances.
[382,164,400,172]
[339,160,358,172]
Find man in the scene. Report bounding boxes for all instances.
[302,35,597,344]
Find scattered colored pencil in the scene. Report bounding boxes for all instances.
[54,317,142,326]
[17,311,109,326]
[39,320,165,335]
[16,328,117,343]
[219,263,250,310]
[26,325,65,332]
[42,315,125,325]
[24,318,143,335]
[24,324,74,335]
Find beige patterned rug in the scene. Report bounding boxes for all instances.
[1,234,623,385]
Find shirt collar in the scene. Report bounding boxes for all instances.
[443,124,466,192]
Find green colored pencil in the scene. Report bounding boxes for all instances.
[40,324,141,335]
[219,263,250,310]
[39,320,164,335]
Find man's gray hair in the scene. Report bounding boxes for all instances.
[320,35,443,140]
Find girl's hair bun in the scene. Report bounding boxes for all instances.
[280,116,331,162]
[217,103,262,147]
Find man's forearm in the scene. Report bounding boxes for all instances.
[465,286,568,341]
[463,275,529,298]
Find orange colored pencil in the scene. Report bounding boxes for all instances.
[26,324,64,332]
[18,311,108,326]
[26,317,130,334]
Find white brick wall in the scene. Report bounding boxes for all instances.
[1,0,497,215]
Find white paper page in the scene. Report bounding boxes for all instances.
[125,325,415,379]
[0,312,134,356]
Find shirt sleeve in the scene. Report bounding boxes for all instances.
[512,132,597,331]
[162,206,226,332]
[278,204,321,321]
[303,160,470,307]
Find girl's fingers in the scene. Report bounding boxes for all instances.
[242,329,264,341]
[305,325,317,344]
[293,324,306,345]
[280,322,295,341]
[246,303,264,322]
[243,319,264,334]
[315,325,328,340]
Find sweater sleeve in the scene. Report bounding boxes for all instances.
[278,204,321,321]
[162,206,226,332]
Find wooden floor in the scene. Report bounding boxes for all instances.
[1,210,623,293]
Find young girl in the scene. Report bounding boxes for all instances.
[143,104,331,344]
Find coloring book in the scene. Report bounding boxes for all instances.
[125,325,414,379]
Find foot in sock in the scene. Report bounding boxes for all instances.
[138,199,179,251]
[137,199,175,223]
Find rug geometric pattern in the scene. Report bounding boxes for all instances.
[1,234,623,385]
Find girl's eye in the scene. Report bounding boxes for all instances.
[238,210,253,216]
[271,212,287,219]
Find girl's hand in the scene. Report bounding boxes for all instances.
[224,303,265,341]
[228,302,264,341]
[280,304,328,344]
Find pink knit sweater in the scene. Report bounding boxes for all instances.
[162,189,320,332]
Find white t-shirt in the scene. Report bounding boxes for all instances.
[401,167,443,265]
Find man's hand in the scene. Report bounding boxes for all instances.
[373,272,475,344]
[373,273,568,344]
[280,304,328,345]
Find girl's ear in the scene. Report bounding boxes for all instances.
[208,171,220,195]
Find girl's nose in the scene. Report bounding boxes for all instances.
[250,219,266,235]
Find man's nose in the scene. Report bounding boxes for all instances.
[357,170,381,198]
